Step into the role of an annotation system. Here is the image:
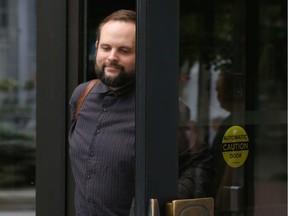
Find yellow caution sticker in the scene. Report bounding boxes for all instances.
[222,126,249,168]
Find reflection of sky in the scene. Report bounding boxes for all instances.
[180,62,230,122]
[180,63,230,146]
[180,62,199,121]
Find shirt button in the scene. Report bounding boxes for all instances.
[90,152,94,157]
[103,108,107,112]
[96,129,100,134]
[87,175,91,179]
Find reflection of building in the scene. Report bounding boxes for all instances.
[0,2,36,214]
[0,0,36,105]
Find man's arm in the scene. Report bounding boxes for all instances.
[178,145,215,199]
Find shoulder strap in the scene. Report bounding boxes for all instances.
[75,79,100,119]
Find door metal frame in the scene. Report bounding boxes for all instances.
[36,0,67,215]
[136,0,179,215]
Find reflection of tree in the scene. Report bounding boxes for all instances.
[180,0,234,71]
[0,125,35,188]
[0,78,36,104]
[180,1,237,141]
[0,79,19,92]
[0,78,36,129]
[179,0,247,143]
[0,79,36,188]
[24,80,35,91]
[0,79,19,104]
[24,79,36,104]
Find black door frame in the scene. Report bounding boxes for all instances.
[36,0,67,215]
[36,0,179,215]
[135,0,179,215]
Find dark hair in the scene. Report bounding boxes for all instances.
[96,9,136,41]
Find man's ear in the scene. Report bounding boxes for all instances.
[95,40,99,49]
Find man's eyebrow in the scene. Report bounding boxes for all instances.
[119,46,134,50]
[99,43,110,47]
[98,43,135,51]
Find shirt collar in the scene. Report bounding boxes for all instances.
[90,80,135,96]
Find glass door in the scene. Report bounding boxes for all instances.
[179,0,287,215]
[0,0,36,215]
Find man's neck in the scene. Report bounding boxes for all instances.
[108,80,135,95]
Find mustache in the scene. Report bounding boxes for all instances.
[103,62,124,70]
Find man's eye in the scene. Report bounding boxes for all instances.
[99,45,110,51]
[102,47,110,51]
[120,49,131,54]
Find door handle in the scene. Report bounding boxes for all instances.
[166,197,214,216]
[221,185,244,212]
[129,198,161,216]
[148,199,161,216]
[131,197,214,216]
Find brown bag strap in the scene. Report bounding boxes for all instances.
[75,79,100,119]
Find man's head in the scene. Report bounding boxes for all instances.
[95,10,136,89]
[216,69,236,112]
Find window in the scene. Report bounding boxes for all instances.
[0,0,8,34]
[179,0,287,215]
[0,0,36,215]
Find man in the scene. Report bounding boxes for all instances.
[69,10,136,216]
[211,69,243,212]
[69,9,214,216]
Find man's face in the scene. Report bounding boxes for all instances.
[95,21,136,88]
[216,71,233,111]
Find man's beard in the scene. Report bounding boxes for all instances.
[95,63,135,88]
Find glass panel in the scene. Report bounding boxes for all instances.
[0,0,36,215]
[179,0,286,216]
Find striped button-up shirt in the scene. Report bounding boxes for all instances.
[69,80,135,216]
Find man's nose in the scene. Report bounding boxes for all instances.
[107,51,118,62]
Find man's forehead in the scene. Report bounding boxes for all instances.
[101,21,135,36]
[99,21,135,45]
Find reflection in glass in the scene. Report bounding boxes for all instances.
[178,98,214,199]
[0,0,36,215]
[179,0,286,215]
